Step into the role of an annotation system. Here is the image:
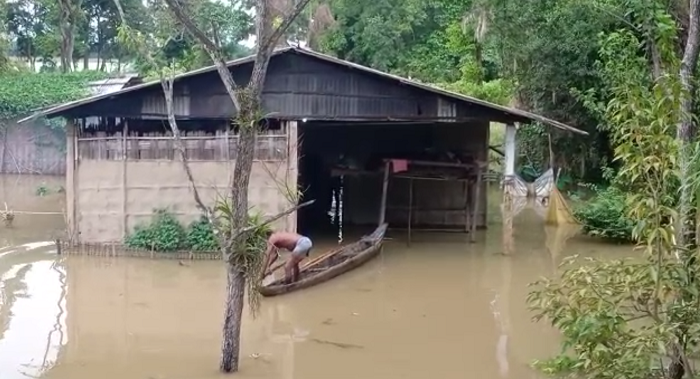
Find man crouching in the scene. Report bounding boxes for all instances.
[261,231,313,284]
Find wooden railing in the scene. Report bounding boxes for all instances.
[77,131,288,161]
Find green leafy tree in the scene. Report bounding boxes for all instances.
[529,9,700,379]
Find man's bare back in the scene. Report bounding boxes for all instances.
[268,232,302,252]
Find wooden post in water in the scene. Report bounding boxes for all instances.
[65,119,78,243]
[470,161,484,243]
[502,123,517,255]
[463,180,470,234]
[378,160,391,226]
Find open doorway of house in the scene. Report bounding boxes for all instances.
[296,120,489,244]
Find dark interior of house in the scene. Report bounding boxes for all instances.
[296,121,479,240]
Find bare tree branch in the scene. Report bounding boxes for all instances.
[114,0,213,219]
[227,199,315,248]
[261,0,314,51]
[162,0,241,111]
[161,76,213,217]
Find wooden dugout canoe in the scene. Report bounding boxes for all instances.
[258,223,388,297]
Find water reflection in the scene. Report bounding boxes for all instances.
[0,244,66,379]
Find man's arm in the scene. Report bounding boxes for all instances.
[261,239,278,277]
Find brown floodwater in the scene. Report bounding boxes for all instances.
[0,177,634,379]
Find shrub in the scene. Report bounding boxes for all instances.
[125,208,187,251]
[186,216,219,251]
[124,208,274,254]
[573,186,634,242]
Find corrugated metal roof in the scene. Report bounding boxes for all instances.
[87,75,139,95]
[17,48,587,135]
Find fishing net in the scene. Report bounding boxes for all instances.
[501,133,580,257]
[544,186,578,225]
[544,224,581,266]
[505,167,578,226]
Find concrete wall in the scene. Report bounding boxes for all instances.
[76,160,291,242]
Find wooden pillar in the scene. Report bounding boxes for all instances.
[121,121,128,240]
[286,121,299,233]
[463,181,470,233]
[65,119,78,243]
[378,160,391,225]
[470,162,484,243]
[502,123,517,255]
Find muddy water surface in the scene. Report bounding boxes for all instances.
[0,178,633,379]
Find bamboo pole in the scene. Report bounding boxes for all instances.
[378,160,391,225]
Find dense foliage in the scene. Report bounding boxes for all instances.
[125,208,272,255]
[528,5,700,378]
[573,186,634,242]
[313,0,629,180]
[0,70,106,119]
[125,209,192,251]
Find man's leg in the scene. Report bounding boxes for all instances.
[286,237,312,284]
[284,255,303,284]
[292,262,301,282]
